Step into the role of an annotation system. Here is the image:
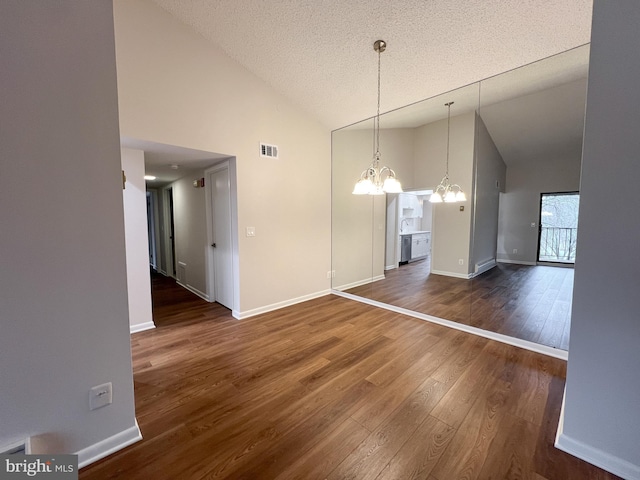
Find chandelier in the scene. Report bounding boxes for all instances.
[429,101,466,203]
[352,40,402,195]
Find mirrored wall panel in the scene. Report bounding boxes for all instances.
[331,45,590,352]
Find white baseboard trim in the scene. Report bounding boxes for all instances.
[497,259,537,266]
[555,402,640,479]
[333,274,386,292]
[176,280,210,302]
[77,420,142,469]
[130,321,156,334]
[474,259,496,277]
[234,289,331,320]
[0,439,27,454]
[331,290,568,361]
[384,264,396,271]
[430,269,472,280]
[537,261,575,269]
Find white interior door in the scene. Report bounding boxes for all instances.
[210,166,233,309]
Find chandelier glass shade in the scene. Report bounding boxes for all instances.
[430,101,466,203]
[352,153,402,195]
[429,174,467,203]
[352,40,402,196]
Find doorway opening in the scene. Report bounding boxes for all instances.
[166,187,177,277]
[537,192,580,264]
[128,138,239,316]
[385,189,434,271]
[146,191,158,270]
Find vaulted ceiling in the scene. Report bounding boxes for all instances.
[149,0,593,130]
[139,1,593,180]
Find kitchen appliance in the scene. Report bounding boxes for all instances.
[400,234,412,264]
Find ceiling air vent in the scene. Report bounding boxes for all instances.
[260,143,279,159]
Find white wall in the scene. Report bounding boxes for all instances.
[0,0,138,461]
[496,155,581,264]
[414,113,476,277]
[113,0,331,315]
[331,127,414,288]
[170,170,209,298]
[472,114,506,270]
[559,1,640,478]
[121,148,155,333]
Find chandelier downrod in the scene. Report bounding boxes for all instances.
[429,101,466,203]
[352,40,402,196]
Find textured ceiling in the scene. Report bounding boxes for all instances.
[150,0,593,129]
[339,44,590,167]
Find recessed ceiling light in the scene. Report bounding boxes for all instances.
[170,164,179,170]
[144,175,157,180]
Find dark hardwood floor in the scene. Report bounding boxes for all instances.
[346,260,573,350]
[79,273,616,480]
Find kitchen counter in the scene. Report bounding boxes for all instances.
[399,231,431,262]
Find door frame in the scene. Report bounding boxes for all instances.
[161,186,176,278]
[146,190,158,270]
[204,158,240,316]
[537,191,580,265]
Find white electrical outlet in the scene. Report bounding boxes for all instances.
[331,270,336,278]
[89,382,112,411]
[326,271,332,279]
[458,259,464,265]
[513,248,518,254]
[246,227,256,237]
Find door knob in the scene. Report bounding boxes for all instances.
[211,243,216,248]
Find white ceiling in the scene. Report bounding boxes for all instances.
[480,77,588,166]
[122,137,228,185]
[149,0,593,130]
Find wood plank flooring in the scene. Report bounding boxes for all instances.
[79,273,616,480]
[346,260,573,350]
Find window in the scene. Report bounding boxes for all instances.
[538,192,579,263]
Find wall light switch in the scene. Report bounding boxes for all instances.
[531,222,536,228]
[246,227,256,237]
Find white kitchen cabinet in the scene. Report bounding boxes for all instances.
[399,193,423,219]
[410,233,430,260]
